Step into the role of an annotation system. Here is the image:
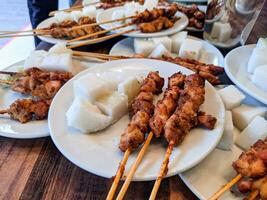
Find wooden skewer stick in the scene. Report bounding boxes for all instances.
[149,140,175,200]
[106,149,131,200]
[116,132,154,200]
[70,16,135,31]
[247,190,259,200]
[208,174,243,200]
[0,71,18,76]
[67,22,133,43]
[67,29,135,49]
[49,2,100,16]
[0,79,13,85]
[0,109,9,115]
[0,32,49,39]
[72,51,130,60]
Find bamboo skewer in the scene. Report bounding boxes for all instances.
[106,149,131,200]
[247,190,259,200]
[0,32,49,39]
[0,29,42,36]
[116,132,154,200]
[0,71,18,76]
[149,140,175,200]
[67,29,135,49]
[72,51,130,60]
[67,22,133,43]
[208,174,243,200]
[0,109,9,115]
[70,16,135,31]
[49,2,100,16]
[0,79,13,85]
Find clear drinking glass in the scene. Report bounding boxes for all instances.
[203,0,265,48]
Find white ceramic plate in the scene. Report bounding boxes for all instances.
[36,17,111,45]
[96,7,189,38]
[203,32,240,49]
[225,44,267,105]
[109,36,224,66]
[180,92,265,200]
[0,61,49,139]
[49,58,225,180]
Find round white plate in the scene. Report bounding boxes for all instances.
[225,44,267,105]
[203,32,240,49]
[49,58,225,181]
[0,61,49,139]
[109,36,224,66]
[96,7,189,38]
[36,17,111,45]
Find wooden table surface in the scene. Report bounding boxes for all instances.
[1,1,267,200]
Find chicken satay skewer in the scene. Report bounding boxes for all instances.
[116,73,184,200]
[150,74,207,200]
[247,190,259,200]
[0,79,13,85]
[67,22,134,43]
[106,71,164,200]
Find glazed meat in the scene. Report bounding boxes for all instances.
[233,138,267,177]
[197,111,217,130]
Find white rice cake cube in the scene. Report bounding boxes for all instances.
[247,48,267,73]
[82,6,97,18]
[66,97,112,133]
[170,31,188,53]
[211,22,221,38]
[149,43,171,58]
[218,23,232,43]
[95,91,128,121]
[252,64,267,92]
[152,36,172,52]
[118,76,141,104]
[235,116,267,150]
[232,104,267,130]
[49,43,72,54]
[54,11,72,23]
[199,51,217,65]
[134,38,155,56]
[179,38,202,60]
[24,50,48,69]
[71,11,84,23]
[82,0,99,6]
[73,73,115,102]
[218,85,245,110]
[256,37,267,49]
[220,12,229,23]
[143,0,159,11]
[217,111,234,150]
[40,53,73,72]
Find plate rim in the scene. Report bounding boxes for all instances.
[48,58,225,181]
[224,44,267,105]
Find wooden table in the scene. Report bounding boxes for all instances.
[1,1,267,200]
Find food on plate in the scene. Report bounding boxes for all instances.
[119,71,164,151]
[252,64,267,92]
[179,38,203,60]
[117,77,141,104]
[218,85,245,110]
[170,31,187,53]
[232,104,267,131]
[256,37,267,49]
[134,38,155,56]
[149,43,171,58]
[209,138,267,200]
[24,50,48,69]
[199,51,216,65]
[66,97,112,132]
[82,5,97,18]
[206,0,222,20]
[211,22,232,43]
[217,111,234,150]
[73,73,115,102]
[0,67,72,100]
[0,99,51,123]
[175,4,205,29]
[247,48,267,74]
[235,116,267,150]
[152,36,172,52]
[95,91,128,121]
